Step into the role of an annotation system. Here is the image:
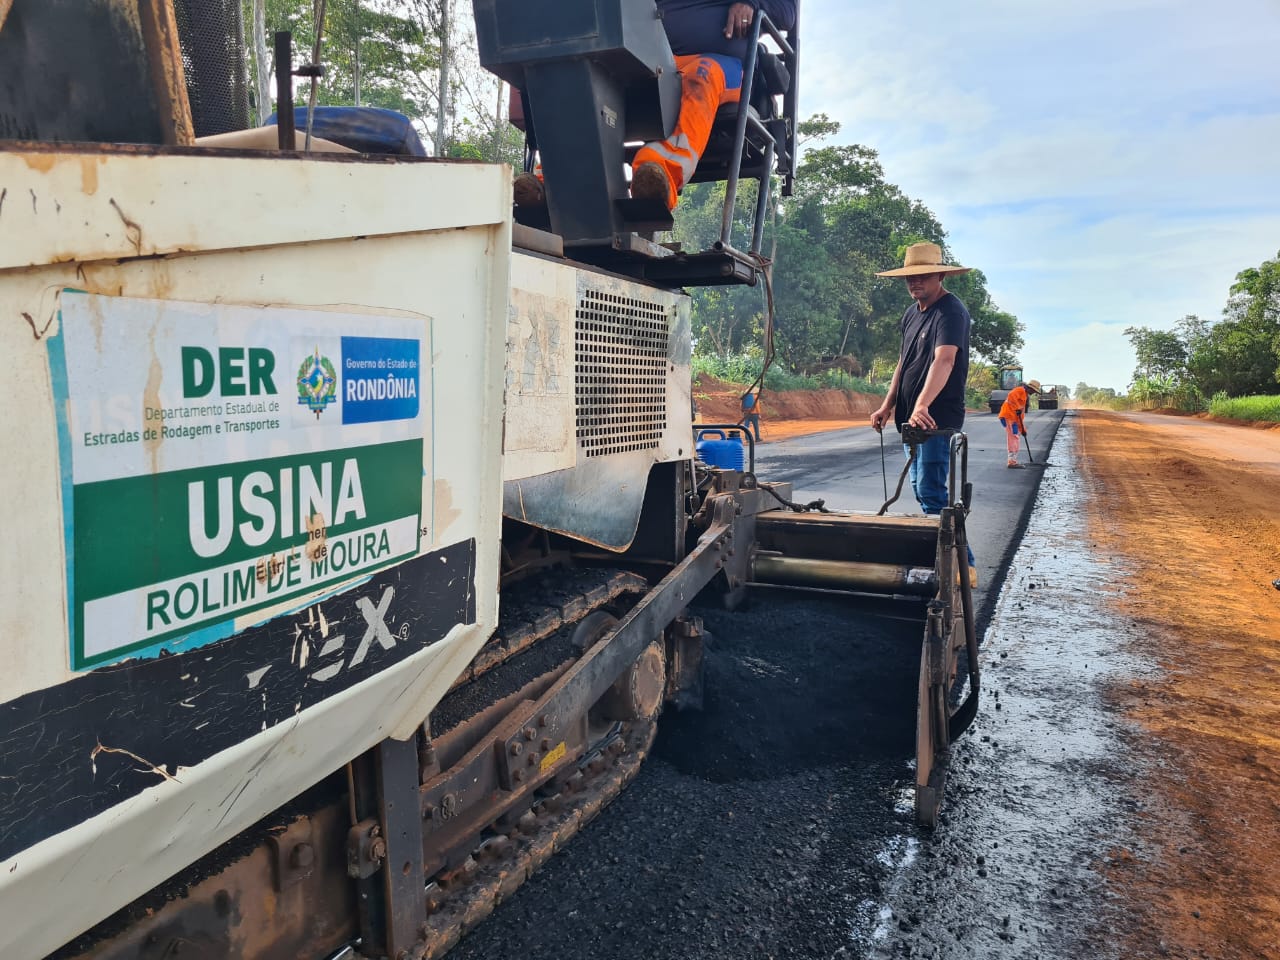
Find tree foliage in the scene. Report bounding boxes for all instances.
[240,0,519,163]
[1125,252,1280,404]
[1200,252,1280,395]
[230,24,1026,386]
[242,0,439,120]
[1124,325,1187,382]
[1075,383,1121,407]
[677,119,1024,378]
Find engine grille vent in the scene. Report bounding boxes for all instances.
[575,289,670,458]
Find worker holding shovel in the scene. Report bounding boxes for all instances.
[999,379,1040,468]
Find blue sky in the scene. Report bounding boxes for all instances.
[799,0,1280,391]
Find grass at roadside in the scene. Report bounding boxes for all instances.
[1208,394,1280,422]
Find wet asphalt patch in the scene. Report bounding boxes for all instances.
[866,418,1150,959]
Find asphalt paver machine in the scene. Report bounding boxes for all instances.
[0,1,979,957]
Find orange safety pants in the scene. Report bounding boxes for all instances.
[633,54,744,209]
[1000,416,1023,457]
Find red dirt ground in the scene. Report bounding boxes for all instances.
[692,375,880,441]
[1078,410,1280,960]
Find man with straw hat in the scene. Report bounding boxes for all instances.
[870,241,976,582]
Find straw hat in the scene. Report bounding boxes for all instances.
[875,242,971,277]
[1027,380,1042,393]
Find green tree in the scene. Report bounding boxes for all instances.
[675,180,775,357]
[966,362,997,411]
[1124,325,1187,384]
[1130,374,1176,409]
[243,0,441,136]
[1075,382,1120,405]
[1186,320,1278,397]
[1228,252,1280,330]
[676,118,1024,376]
[1224,252,1280,387]
[1175,314,1209,351]
[1183,254,1280,397]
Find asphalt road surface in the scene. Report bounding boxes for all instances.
[756,409,1066,624]
[449,411,1073,960]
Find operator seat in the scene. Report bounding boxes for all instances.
[475,0,799,287]
[694,44,794,192]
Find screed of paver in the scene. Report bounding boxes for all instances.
[1077,410,1280,960]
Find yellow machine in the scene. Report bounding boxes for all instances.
[990,365,1058,411]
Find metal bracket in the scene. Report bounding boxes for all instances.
[926,599,949,686]
[493,700,549,792]
[345,817,384,880]
[494,498,741,773]
[267,817,317,891]
[666,615,705,711]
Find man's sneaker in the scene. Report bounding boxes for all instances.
[631,161,676,209]
[513,172,545,207]
[1007,460,1024,469]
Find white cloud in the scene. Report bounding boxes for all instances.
[797,0,1280,389]
[1022,320,1137,394]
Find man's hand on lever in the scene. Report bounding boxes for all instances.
[908,403,937,431]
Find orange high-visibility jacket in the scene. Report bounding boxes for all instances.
[999,385,1030,425]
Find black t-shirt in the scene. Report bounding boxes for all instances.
[894,292,971,431]
[656,0,797,59]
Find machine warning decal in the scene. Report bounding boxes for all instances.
[540,741,568,774]
[48,292,434,671]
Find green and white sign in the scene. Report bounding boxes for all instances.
[51,292,432,670]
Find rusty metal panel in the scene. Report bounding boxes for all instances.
[0,145,512,272]
[502,253,692,550]
[67,806,357,960]
[0,0,192,144]
[0,151,511,960]
[376,736,429,958]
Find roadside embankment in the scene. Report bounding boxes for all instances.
[692,375,882,441]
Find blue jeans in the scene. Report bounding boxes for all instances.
[903,434,976,568]
[740,412,761,441]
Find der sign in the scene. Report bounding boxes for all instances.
[48,292,433,670]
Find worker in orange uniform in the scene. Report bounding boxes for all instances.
[514,0,797,211]
[631,0,797,209]
[999,379,1041,468]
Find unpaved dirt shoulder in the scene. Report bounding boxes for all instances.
[1078,410,1280,960]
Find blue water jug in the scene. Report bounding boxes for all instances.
[695,429,745,470]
